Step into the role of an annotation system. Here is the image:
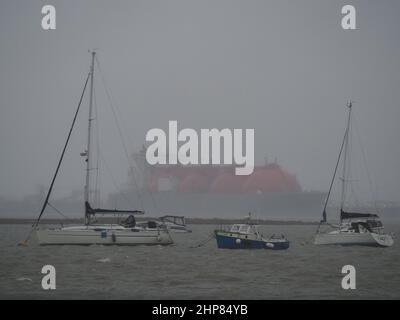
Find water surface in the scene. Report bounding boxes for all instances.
[0,223,399,299]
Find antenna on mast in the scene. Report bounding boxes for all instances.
[347,101,353,109]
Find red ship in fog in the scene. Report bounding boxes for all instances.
[147,162,302,194]
[108,147,326,219]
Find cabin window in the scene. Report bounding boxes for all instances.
[239,225,250,233]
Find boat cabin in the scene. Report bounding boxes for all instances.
[340,210,384,233]
[230,224,260,236]
[161,215,186,227]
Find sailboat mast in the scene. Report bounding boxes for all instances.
[340,102,352,214]
[84,51,96,225]
[319,102,354,224]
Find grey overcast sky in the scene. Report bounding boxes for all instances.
[0,0,399,203]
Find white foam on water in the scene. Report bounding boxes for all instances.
[16,277,33,282]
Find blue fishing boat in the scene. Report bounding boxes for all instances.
[214,221,289,250]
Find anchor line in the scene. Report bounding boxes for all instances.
[190,232,215,248]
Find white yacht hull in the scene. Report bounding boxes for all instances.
[36,226,173,246]
[314,231,393,247]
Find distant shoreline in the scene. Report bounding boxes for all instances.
[0,217,319,225]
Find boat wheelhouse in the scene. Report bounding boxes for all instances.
[161,215,192,233]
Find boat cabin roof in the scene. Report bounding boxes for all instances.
[161,215,186,225]
[230,224,258,234]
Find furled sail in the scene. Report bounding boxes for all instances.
[85,201,144,216]
[340,210,379,220]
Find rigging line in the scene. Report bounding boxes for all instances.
[347,135,361,210]
[47,202,70,221]
[94,56,163,214]
[341,110,351,211]
[94,56,145,211]
[94,57,133,165]
[93,84,101,207]
[94,56,137,157]
[352,113,379,213]
[33,72,90,229]
[349,182,361,208]
[94,57,155,212]
[344,118,352,208]
[98,147,137,209]
[95,62,146,211]
[95,55,161,215]
[346,123,361,209]
[319,121,349,225]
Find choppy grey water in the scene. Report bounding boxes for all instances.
[0,223,399,299]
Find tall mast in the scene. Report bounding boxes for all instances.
[319,102,353,224]
[340,102,352,214]
[84,50,96,225]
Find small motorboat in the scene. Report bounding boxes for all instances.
[136,215,192,233]
[160,215,192,233]
[214,223,289,250]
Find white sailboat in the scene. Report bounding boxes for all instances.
[27,51,173,246]
[314,102,394,247]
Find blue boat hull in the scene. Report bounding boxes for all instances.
[215,233,289,250]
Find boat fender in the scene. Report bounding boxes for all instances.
[111,233,116,243]
[235,238,241,245]
[266,242,274,248]
[157,235,162,242]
